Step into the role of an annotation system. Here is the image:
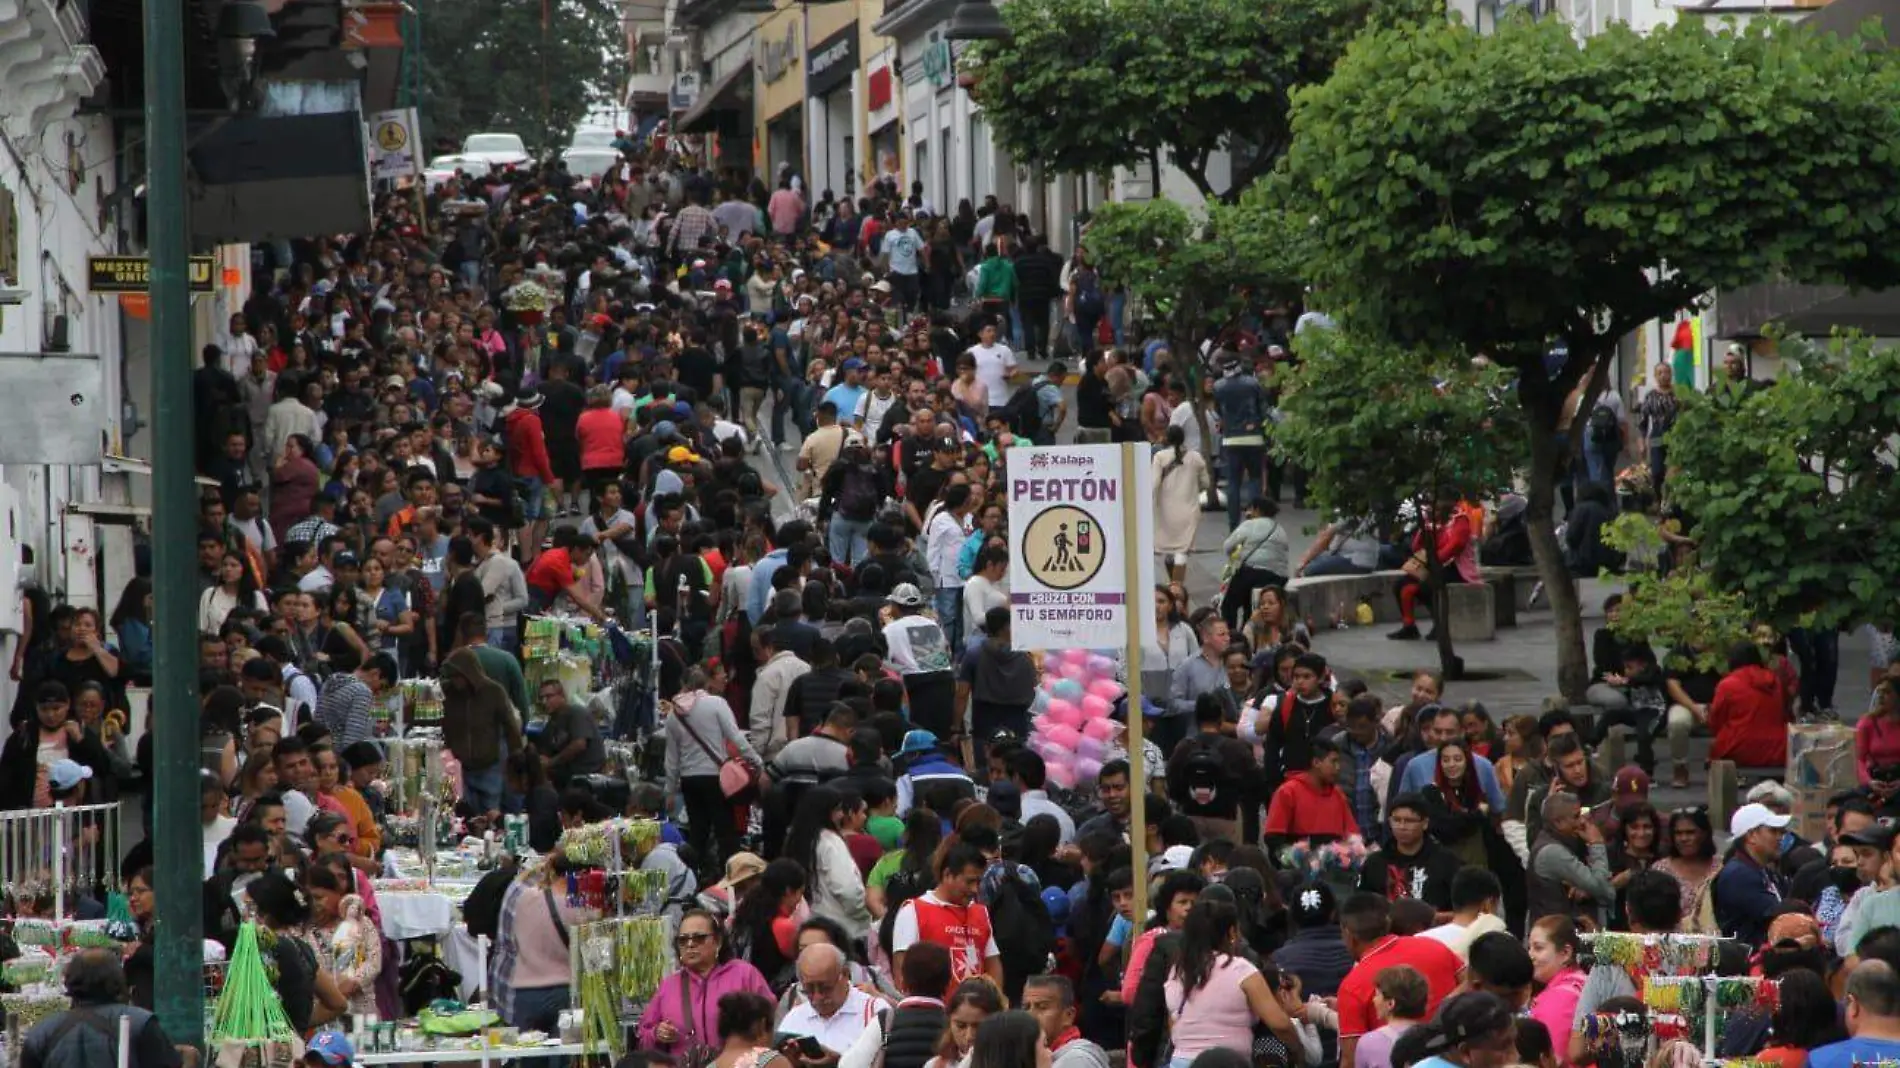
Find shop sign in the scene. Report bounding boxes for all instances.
[807,23,858,97]
[761,22,799,85]
[671,70,701,111]
[921,37,954,89]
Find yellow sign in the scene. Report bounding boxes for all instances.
[375,120,409,153]
[1020,505,1106,591]
[88,256,216,293]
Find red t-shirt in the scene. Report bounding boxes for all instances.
[524,548,576,594]
[1336,936,1465,1039]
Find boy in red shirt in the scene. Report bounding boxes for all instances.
[1264,736,1360,851]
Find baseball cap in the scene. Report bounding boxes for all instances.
[1612,765,1651,800]
[382,374,406,391]
[47,760,93,792]
[665,445,702,465]
[887,582,926,608]
[1843,821,1899,850]
[306,1030,355,1066]
[872,280,893,294]
[933,436,960,453]
[896,728,938,756]
[841,357,866,371]
[1729,802,1792,839]
[1150,844,1195,874]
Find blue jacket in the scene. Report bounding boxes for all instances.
[1271,927,1354,999]
[1213,374,1272,443]
[1713,853,1785,946]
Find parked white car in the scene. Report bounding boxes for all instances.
[422,154,487,192]
[561,148,621,181]
[569,126,618,150]
[460,132,530,168]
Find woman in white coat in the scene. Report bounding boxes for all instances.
[1152,424,1210,584]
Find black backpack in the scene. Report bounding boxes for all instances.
[1177,742,1235,816]
[1587,402,1620,446]
[988,868,1057,999]
[876,864,934,957]
[1000,382,1043,439]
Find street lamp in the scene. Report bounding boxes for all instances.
[945,0,1008,39]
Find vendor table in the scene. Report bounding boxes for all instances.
[353,1041,583,1065]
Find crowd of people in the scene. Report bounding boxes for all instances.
[7,135,1900,1068]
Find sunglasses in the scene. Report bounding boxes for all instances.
[675,932,714,948]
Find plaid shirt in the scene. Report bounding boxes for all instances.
[286,516,341,545]
[488,880,531,1023]
[1342,730,1392,847]
[669,205,717,258]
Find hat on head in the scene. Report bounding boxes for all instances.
[1040,885,1072,925]
[716,852,767,891]
[334,551,359,567]
[887,582,926,608]
[872,280,894,294]
[665,445,702,465]
[47,760,93,792]
[653,420,679,440]
[1150,845,1195,874]
[515,389,545,410]
[896,728,939,756]
[1729,802,1792,839]
[1843,822,1898,850]
[306,1030,356,1067]
[934,436,960,453]
[1613,765,1651,800]
[383,374,407,391]
[841,358,867,371]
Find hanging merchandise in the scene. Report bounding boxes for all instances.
[1578,1011,1652,1068]
[575,914,671,1057]
[1582,932,1730,975]
[209,923,303,1066]
[556,818,661,867]
[1640,974,1780,1061]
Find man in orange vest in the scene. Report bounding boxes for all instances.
[890,841,1003,997]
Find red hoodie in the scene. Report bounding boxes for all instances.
[505,407,556,483]
[1709,663,1787,767]
[1264,771,1360,840]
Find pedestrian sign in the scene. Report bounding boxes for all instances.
[366,108,421,180]
[1005,444,1155,650]
[1022,506,1104,590]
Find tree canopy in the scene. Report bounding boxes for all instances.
[1081,198,1293,357]
[415,0,622,155]
[965,0,1437,203]
[1274,330,1524,524]
[1270,13,1900,695]
[1667,335,1900,633]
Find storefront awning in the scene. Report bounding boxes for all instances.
[676,64,752,134]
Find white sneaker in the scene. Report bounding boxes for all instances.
[778,440,797,451]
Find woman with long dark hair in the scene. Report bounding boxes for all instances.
[200,549,267,634]
[729,858,810,993]
[1757,968,1844,1066]
[871,807,944,944]
[1650,806,1718,925]
[1121,871,1205,1005]
[968,1011,1049,1068]
[931,979,1008,1068]
[781,784,872,944]
[1420,740,1491,868]
[108,577,153,686]
[1164,900,1300,1067]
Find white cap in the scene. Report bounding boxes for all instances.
[1729,802,1791,839]
[1149,844,1196,874]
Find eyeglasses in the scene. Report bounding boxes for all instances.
[675,932,714,948]
[798,977,844,996]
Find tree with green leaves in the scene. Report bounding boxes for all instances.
[1666,334,1900,635]
[1599,514,1753,675]
[414,0,622,156]
[964,0,1437,203]
[1271,15,1900,698]
[1274,329,1523,676]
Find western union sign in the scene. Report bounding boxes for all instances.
[88,256,217,293]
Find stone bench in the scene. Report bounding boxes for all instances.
[1444,582,1496,642]
[1288,567,1528,636]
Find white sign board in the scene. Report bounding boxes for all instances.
[367,108,421,180]
[1006,444,1155,651]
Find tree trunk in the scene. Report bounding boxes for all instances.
[1524,419,1591,702]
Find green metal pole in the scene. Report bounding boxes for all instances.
[143,0,206,1045]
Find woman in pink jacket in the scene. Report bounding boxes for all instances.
[639,909,776,1058]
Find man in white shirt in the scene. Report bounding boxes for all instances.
[780,944,881,1054]
[1419,867,1507,961]
[855,365,902,444]
[882,584,957,740]
[1010,749,1077,844]
[925,484,976,650]
[967,321,1018,416]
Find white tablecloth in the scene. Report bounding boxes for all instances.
[354,1042,580,1065]
[377,892,458,940]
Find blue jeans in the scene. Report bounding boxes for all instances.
[464,759,505,814]
[1304,553,1371,577]
[1223,443,1265,530]
[772,373,812,443]
[829,517,872,567]
[487,626,518,655]
[1648,443,1668,503]
[1583,440,1619,488]
[1007,304,1024,348]
[934,587,964,651]
[1109,292,1127,346]
[508,985,571,1066]
[517,475,547,520]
